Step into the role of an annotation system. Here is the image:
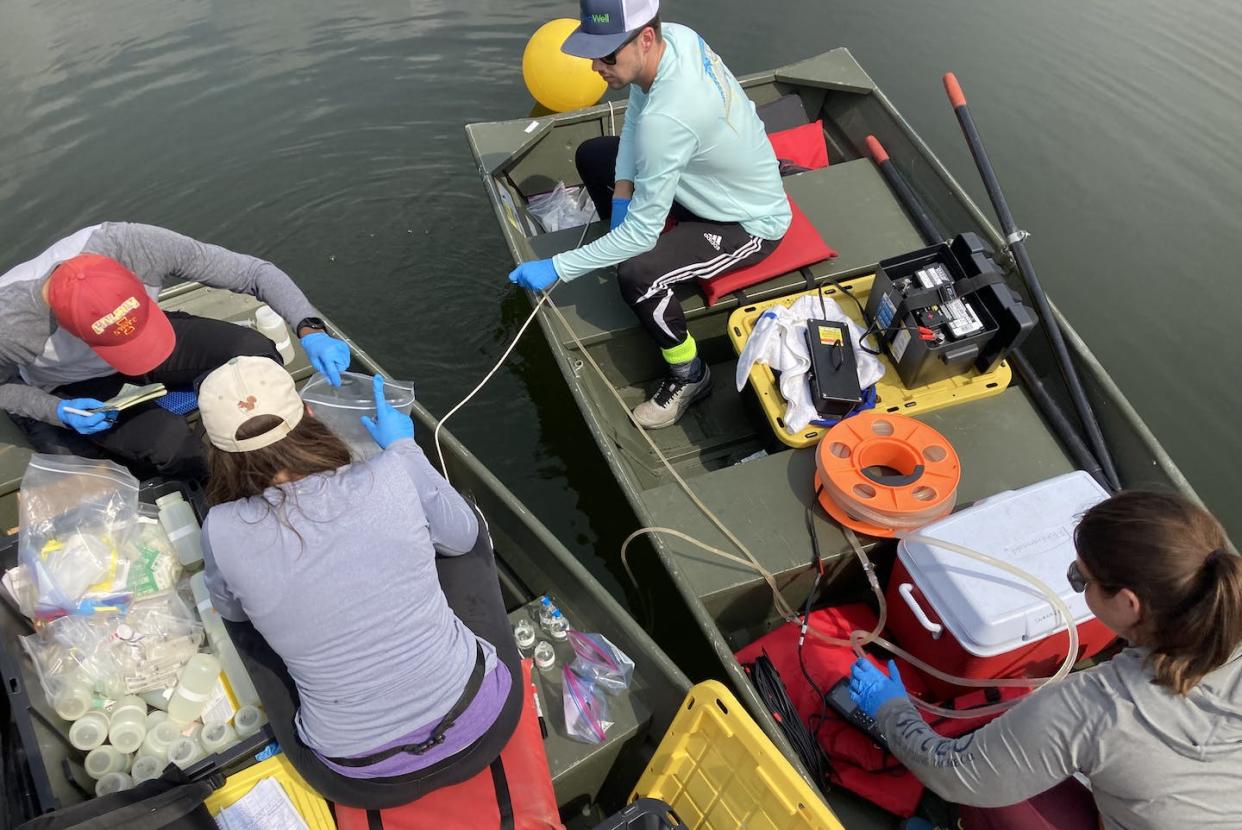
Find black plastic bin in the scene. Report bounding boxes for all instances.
[591,798,688,830]
[0,478,272,819]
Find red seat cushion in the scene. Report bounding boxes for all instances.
[700,198,838,306]
[768,120,829,171]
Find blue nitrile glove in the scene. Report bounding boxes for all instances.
[508,258,559,292]
[300,332,350,387]
[609,197,631,231]
[360,374,414,449]
[56,399,118,435]
[849,657,908,718]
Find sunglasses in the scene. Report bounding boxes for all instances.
[1066,560,1090,593]
[600,28,643,65]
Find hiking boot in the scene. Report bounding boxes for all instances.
[632,365,712,429]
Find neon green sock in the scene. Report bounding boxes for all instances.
[661,335,697,366]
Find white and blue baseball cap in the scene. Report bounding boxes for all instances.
[562,0,660,59]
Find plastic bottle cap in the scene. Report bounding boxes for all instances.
[69,714,108,751]
[96,772,134,797]
[132,755,164,782]
[155,492,185,507]
[110,722,145,754]
[255,306,281,326]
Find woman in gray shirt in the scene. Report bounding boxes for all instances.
[198,356,521,808]
[851,490,1242,829]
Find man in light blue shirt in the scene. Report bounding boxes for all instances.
[509,0,790,428]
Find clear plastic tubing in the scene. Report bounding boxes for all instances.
[167,653,221,724]
[107,696,148,755]
[803,532,1080,719]
[234,705,267,739]
[95,771,134,797]
[84,746,130,779]
[200,721,238,754]
[68,711,110,752]
[156,491,204,567]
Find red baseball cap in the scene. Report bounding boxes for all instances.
[47,254,175,376]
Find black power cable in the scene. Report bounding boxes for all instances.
[748,654,832,795]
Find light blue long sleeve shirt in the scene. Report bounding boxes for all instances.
[553,23,791,282]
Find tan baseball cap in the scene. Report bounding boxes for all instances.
[199,356,305,452]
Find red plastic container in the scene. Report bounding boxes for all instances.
[884,473,1116,698]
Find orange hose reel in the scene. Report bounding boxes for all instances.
[815,412,961,537]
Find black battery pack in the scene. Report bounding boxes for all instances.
[804,319,863,418]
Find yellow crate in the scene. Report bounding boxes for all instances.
[631,681,843,830]
[203,753,335,829]
[727,275,1012,449]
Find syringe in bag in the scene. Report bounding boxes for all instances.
[916,263,984,339]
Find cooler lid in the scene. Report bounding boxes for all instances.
[897,472,1109,657]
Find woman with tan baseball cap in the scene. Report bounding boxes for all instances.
[195,356,522,806]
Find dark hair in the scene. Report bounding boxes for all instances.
[206,412,352,509]
[1075,490,1240,694]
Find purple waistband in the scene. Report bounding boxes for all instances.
[316,661,512,779]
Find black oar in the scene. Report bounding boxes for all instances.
[942,73,1120,491]
[864,134,1111,491]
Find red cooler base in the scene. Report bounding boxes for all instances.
[886,559,1116,698]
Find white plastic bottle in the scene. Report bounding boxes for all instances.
[168,735,204,769]
[68,711,110,751]
[189,573,261,707]
[95,771,134,796]
[131,755,165,784]
[254,306,296,365]
[200,721,238,754]
[234,705,267,739]
[51,675,94,722]
[84,746,130,779]
[139,720,182,762]
[156,492,203,567]
[107,696,148,754]
[167,653,221,724]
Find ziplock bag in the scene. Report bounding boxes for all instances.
[568,631,635,694]
[562,666,612,744]
[22,612,126,702]
[526,182,597,233]
[300,371,416,461]
[18,454,139,617]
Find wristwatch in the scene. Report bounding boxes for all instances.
[296,316,327,337]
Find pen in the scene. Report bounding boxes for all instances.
[61,407,97,417]
[533,688,547,739]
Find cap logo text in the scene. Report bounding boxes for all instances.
[91,297,141,335]
[591,13,610,22]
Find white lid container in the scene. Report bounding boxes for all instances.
[897,471,1109,657]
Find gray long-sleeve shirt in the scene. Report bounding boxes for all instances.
[0,223,320,424]
[201,437,502,758]
[878,647,1242,829]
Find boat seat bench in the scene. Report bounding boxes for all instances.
[642,387,1075,644]
[531,160,926,349]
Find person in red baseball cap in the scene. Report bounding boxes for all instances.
[0,222,350,479]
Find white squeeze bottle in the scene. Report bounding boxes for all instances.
[167,653,221,724]
[156,492,203,567]
[254,305,296,365]
[190,573,261,707]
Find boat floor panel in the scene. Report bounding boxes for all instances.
[533,160,925,347]
[643,387,1075,634]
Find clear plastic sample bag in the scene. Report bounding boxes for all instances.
[562,667,612,744]
[568,631,635,694]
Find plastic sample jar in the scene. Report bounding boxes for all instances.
[68,711,110,752]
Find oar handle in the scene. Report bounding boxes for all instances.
[865,134,889,164]
[944,72,966,108]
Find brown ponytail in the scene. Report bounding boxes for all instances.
[1075,490,1241,694]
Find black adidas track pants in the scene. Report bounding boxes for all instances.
[576,136,780,352]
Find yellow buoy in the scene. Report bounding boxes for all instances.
[522,18,606,113]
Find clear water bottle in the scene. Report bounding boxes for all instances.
[513,619,536,652]
[548,609,569,640]
[533,640,557,672]
[167,653,221,724]
[254,306,296,365]
[156,492,203,567]
[537,595,556,630]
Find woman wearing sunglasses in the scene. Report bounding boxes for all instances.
[850,490,1242,829]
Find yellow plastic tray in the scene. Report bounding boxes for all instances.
[727,275,1012,449]
[203,753,335,829]
[631,681,844,830]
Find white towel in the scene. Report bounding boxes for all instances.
[735,295,885,433]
